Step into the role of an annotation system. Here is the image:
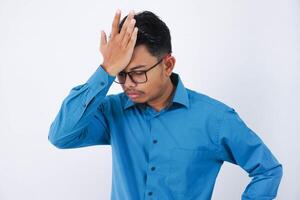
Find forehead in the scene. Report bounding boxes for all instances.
[125,45,157,71]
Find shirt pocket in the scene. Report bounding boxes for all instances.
[166,147,216,198]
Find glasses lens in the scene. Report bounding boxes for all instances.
[130,71,147,83]
[115,72,147,84]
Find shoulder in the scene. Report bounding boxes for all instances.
[186,88,234,114]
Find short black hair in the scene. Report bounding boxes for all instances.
[118,11,172,59]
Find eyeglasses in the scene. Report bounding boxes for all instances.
[114,56,167,84]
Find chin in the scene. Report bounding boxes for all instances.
[131,98,145,103]
[129,96,147,103]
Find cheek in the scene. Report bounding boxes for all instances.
[138,83,151,94]
[146,80,164,96]
[135,82,156,98]
[147,72,164,88]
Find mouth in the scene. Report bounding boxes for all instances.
[126,92,143,99]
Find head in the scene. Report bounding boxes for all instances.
[117,11,176,104]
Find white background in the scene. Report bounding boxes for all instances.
[0,0,299,199]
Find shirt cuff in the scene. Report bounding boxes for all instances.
[85,65,116,105]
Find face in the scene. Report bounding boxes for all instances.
[119,45,175,104]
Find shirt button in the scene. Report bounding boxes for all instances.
[148,192,153,196]
[151,166,156,171]
[153,139,158,144]
[100,82,105,86]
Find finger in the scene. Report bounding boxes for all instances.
[121,19,136,47]
[127,27,138,49]
[100,30,107,47]
[111,9,121,38]
[119,10,135,39]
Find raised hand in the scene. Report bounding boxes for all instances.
[100,10,138,76]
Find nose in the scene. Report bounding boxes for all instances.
[123,74,137,88]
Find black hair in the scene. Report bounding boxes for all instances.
[118,11,172,59]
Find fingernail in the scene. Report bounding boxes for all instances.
[116,9,121,14]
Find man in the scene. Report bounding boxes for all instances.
[48,10,283,200]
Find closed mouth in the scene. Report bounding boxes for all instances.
[126,92,142,98]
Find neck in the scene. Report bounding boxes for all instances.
[147,78,175,112]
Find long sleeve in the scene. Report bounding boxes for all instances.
[217,108,283,200]
[48,65,116,149]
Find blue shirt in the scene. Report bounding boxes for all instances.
[48,65,283,200]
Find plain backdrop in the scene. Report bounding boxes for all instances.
[0,0,299,199]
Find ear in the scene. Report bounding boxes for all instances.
[163,55,176,77]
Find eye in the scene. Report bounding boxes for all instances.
[131,71,145,76]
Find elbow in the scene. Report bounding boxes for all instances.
[276,164,283,180]
[48,131,69,149]
[48,134,64,149]
[48,122,70,149]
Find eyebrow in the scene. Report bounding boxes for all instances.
[127,65,147,72]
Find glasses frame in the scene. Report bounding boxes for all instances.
[114,54,169,84]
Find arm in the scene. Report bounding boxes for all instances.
[48,9,138,149]
[217,108,283,200]
[48,66,115,149]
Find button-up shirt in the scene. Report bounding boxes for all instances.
[48,65,283,200]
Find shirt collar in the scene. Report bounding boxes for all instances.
[123,72,190,110]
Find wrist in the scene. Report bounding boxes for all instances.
[100,63,117,76]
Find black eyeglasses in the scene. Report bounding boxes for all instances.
[114,57,165,84]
